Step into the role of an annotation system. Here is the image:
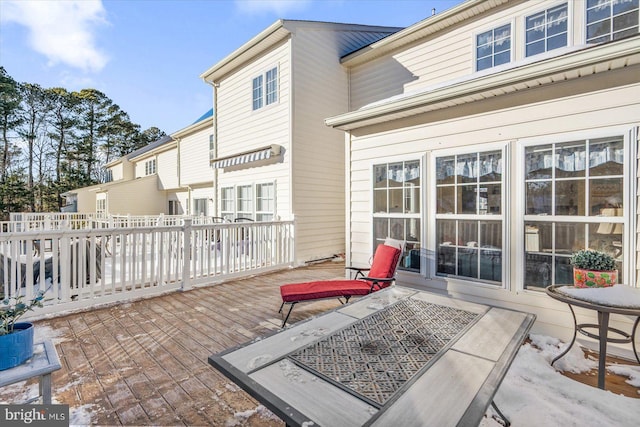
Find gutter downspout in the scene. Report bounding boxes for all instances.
[205,80,219,217]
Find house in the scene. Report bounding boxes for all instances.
[63,110,214,217]
[200,20,401,263]
[325,0,640,350]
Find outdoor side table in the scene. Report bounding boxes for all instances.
[545,285,640,390]
[0,340,61,404]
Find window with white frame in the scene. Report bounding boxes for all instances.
[220,182,275,221]
[209,134,215,161]
[373,160,421,272]
[168,200,181,215]
[105,169,113,182]
[221,187,235,221]
[96,198,106,215]
[435,149,504,283]
[193,198,208,216]
[144,159,156,175]
[256,183,275,221]
[586,0,639,44]
[476,24,511,71]
[523,136,625,290]
[525,3,568,57]
[266,68,278,105]
[252,66,278,111]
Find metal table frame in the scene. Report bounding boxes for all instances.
[0,340,61,404]
[545,285,640,389]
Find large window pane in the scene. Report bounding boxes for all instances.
[373,160,422,271]
[587,0,639,42]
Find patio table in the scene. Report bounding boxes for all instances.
[545,285,640,390]
[208,286,535,426]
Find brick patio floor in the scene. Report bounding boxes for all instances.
[1,260,637,426]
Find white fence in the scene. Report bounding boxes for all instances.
[0,219,295,319]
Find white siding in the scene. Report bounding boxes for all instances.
[291,27,353,262]
[348,82,640,355]
[179,126,214,187]
[157,148,179,190]
[350,0,579,109]
[216,40,292,221]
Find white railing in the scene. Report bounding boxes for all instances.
[0,219,295,318]
[2,213,228,233]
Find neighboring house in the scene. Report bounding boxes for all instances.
[200,20,400,264]
[172,109,215,217]
[325,0,640,346]
[63,135,179,216]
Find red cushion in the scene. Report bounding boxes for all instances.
[368,244,402,280]
[280,280,373,303]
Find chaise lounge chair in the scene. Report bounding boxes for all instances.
[278,239,404,327]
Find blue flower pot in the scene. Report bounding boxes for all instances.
[0,322,34,370]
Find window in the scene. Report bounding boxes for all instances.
[435,150,504,283]
[237,185,253,220]
[256,183,275,221]
[373,160,421,272]
[209,134,214,161]
[221,182,275,221]
[221,187,235,221]
[168,200,181,215]
[193,198,208,216]
[523,136,625,289]
[586,0,639,43]
[476,24,511,71]
[252,75,263,110]
[144,159,156,176]
[266,68,278,105]
[526,3,568,57]
[96,199,106,215]
[105,169,113,182]
[252,66,278,111]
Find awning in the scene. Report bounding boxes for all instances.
[211,144,281,169]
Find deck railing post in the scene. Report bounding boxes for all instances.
[182,218,192,291]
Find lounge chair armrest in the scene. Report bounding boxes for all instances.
[362,276,396,292]
[346,266,370,279]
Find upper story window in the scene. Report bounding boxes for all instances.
[373,160,421,272]
[435,149,504,284]
[586,0,639,43]
[145,159,156,176]
[523,136,625,290]
[209,134,215,162]
[105,169,113,183]
[252,66,278,111]
[526,3,568,57]
[476,24,511,71]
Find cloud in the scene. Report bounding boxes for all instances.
[235,0,312,15]
[1,0,109,72]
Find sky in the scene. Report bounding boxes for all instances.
[0,0,463,135]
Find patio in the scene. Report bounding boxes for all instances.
[0,260,638,426]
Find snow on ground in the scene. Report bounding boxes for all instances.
[2,332,639,426]
[481,334,640,427]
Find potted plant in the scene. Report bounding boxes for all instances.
[570,249,618,288]
[0,291,44,370]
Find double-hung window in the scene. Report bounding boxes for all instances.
[252,66,278,111]
[586,0,639,43]
[193,198,208,216]
[523,136,625,290]
[435,149,504,283]
[221,182,275,221]
[209,134,214,161]
[373,160,421,272]
[145,159,156,176]
[526,3,568,57]
[221,187,235,221]
[476,24,511,71]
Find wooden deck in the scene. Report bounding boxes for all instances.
[1,261,638,426]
